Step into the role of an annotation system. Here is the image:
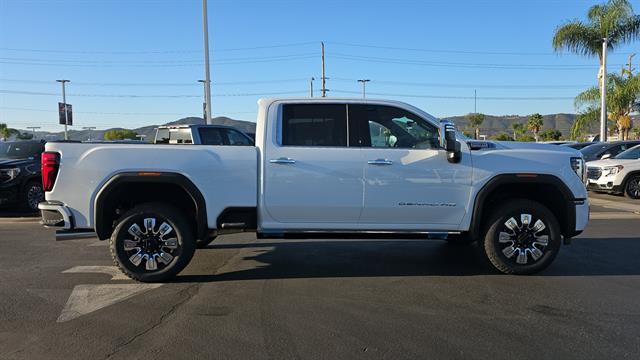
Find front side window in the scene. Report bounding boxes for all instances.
[351,105,439,149]
[281,104,347,147]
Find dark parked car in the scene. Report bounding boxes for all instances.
[0,140,46,212]
[580,141,640,162]
[562,142,594,150]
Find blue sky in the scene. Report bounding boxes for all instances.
[1,0,638,132]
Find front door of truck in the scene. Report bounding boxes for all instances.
[349,104,472,229]
[262,103,363,226]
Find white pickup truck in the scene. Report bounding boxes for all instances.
[39,98,589,282]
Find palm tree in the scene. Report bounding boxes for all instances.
[0,123,17,141]
[527,113,544,142]
[573,72,640,140]
[466,113,485,139]
[553,0,640,124]
[512,123,525,141]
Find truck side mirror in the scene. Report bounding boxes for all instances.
[444,125,461,163]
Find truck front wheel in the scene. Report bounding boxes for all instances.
[109,203,196,282]
[482,199,561,275]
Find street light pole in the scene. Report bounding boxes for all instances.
[56,79,70,140]
[202,0,213,124]
[600,38,608,142]
[26,126,40,139]
[357,79,370,99]
[198,80,207,120]
[82,126,96,141]
[310,77,314,97]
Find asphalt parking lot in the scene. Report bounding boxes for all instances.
[1,193,639,360]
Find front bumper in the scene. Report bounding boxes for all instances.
[587,181,623,194]
[38,201,73,229]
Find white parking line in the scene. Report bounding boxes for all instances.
[57,284,162,322]
[590,212,640,220]
[62,266,131,281]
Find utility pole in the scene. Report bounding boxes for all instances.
[474,89,477,113]
[625,53,635,77]
[309,77,314,97]
[56,79,70,140]
[357,79,370,99]
[321,42,327,97]
[600,38,608,142]
[202,0,213,124]
[198,79,208,120]
[26,126,40,139]
[82,126,96,141]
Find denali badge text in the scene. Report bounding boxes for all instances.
[398,202,457,207]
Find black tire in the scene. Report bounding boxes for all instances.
[624,175,640,199]
[481,199,561,275]
[21,181,44,213]
[109,203,196,282]
[196,236,217,249]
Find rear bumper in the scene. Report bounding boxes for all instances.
[38,201,73,229]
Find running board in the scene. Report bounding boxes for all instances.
[55,230,97,241]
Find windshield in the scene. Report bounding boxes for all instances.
[614,145,640,160]
[580,143,609,159]
[0,142,43,160]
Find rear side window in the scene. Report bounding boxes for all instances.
[169,129,193,144]
[225,129,253,146]
[198,128,225,145]
[281,104,347,147]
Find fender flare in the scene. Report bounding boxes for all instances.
[469,174,582,239]
[94,172,208,240]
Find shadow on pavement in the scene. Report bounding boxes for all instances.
[0,209,39,218]
[175,237,640,283]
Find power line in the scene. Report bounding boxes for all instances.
[328,41,562,56]
[0,89,304,98]
[0,78,309,86]
[331,89,574,100]
[330,77,590,89]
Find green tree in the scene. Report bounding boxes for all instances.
[0,123,18,141]
[16,132,34,140]
[466,113,485,139]
[519,134,537,142]
[104,129,138,141]
[553,0,640,96]
[512,123,526,141]
[633,127,640,139]
[493,133,513,141]
[527,113,544,142]
[539,129,563,141]
[573,72,640,139]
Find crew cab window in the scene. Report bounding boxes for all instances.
[350,105,439,149]
[281,104,347,147]
[225,129,252,146]
[198,128,225,145]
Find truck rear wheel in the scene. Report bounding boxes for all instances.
[109,203,196,282]
[481,199,561,275]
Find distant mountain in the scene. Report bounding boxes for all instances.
[12,113,637,142]
[443,113,578,137]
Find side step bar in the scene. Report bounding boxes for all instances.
[55,229,97,241]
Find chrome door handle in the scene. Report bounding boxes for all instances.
[270,157,296,164]
[367,159,393,165]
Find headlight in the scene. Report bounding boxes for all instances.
[603,165,623,176]
[570,157,586,183]
[0,168,20,182]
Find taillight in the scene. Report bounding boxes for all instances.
[41,152,60,192]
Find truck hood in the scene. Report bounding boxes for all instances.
[587,158,638,168]
[472,141,581,156]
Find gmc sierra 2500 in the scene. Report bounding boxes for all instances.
[39,98,589,282]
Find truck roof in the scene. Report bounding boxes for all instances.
[157,124,241,130]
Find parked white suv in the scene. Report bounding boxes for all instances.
[587,144,640,199]
[38,98,590,282]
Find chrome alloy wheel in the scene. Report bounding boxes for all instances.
[123,218,179,271]
[497,214,549,265]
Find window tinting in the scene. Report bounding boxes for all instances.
[350,105,439,149]
[225,129,252,146]
[198,128,225,145]
[282,104,347,147]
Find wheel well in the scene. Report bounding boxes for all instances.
[95,173,207,241]
[622,171,640,189]
[471,175,577,239]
